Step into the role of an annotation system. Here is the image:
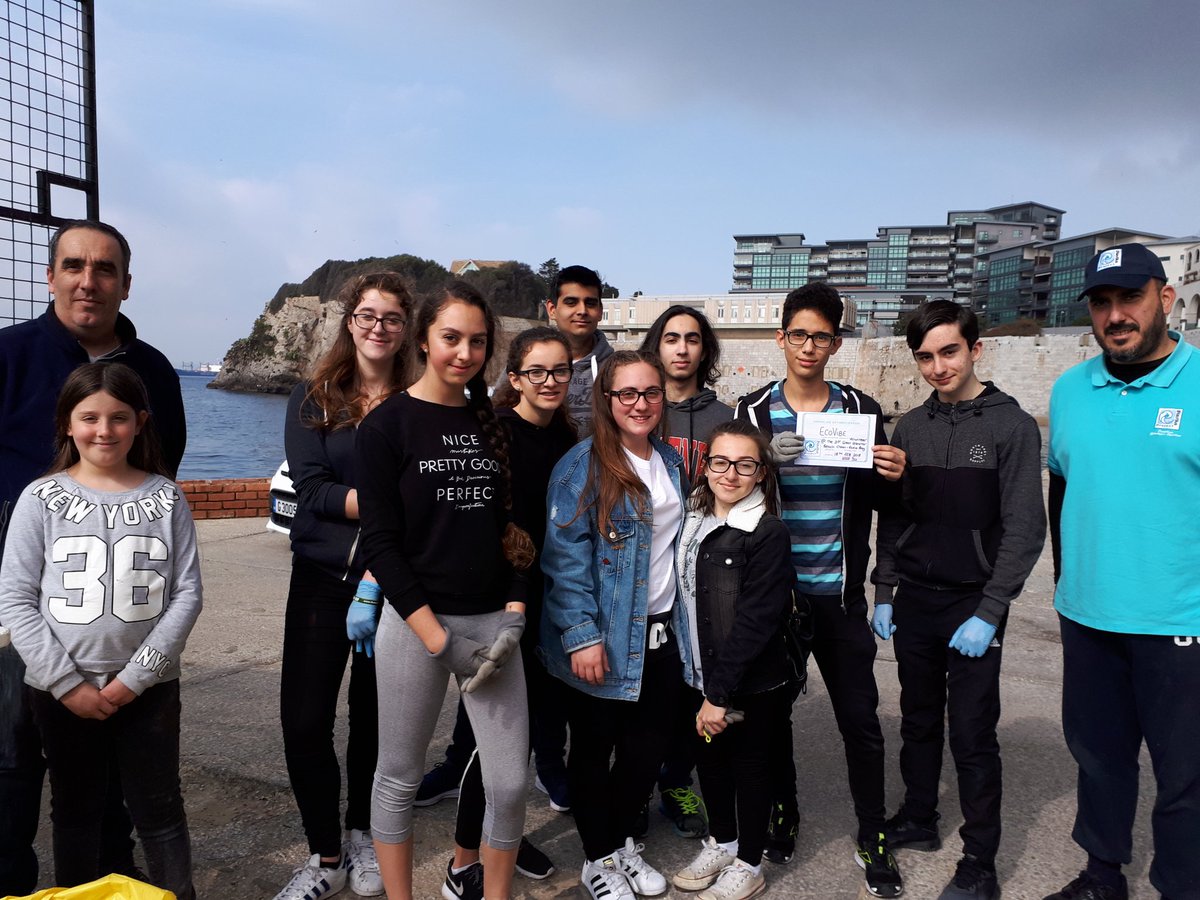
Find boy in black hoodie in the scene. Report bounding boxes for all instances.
[635,306,732,840]
[872,300,1045,900]
[735,283,906,898]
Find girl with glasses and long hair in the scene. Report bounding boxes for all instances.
[541,349,693,900]
[670,419,797,900]
[274,272,414,900]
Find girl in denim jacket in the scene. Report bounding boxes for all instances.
[541,350,693,900]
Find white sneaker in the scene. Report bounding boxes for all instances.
[617,837,668,896]
[673,835,737,891]
[343,829,383,896]
[698,862,766,900]
[272,853,347,900]
[582,855,636,899]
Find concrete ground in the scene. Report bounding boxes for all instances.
[27,516,1161,899]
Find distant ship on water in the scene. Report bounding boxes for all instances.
[175,362,222,377]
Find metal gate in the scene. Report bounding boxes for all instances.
[0,0,98,328]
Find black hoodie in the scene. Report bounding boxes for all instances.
[661,388,733,481]
[872,383,1046,625]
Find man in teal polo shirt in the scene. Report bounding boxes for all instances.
[1044,244,1200,900]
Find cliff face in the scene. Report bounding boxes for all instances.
[209,296,343,394]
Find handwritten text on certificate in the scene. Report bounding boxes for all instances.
[796,412,877,469]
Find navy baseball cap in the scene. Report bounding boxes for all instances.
[1078,243,1167,301]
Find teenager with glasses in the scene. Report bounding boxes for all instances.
[670,419,797,900]
[541,350,693,900]
[734,283,906,898]
[273,272,414,900]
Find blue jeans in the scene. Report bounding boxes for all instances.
[0,643,43,896]
[31,679,195,900]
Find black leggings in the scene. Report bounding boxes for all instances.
[695,685,790,866]
[280,557,378,857]
[566,640,683,861]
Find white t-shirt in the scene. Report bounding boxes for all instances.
[623,446,682,616]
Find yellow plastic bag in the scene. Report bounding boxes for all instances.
[4,873,175,900]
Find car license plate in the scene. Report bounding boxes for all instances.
[274,498,297,518]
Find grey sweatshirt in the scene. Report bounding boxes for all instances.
[0,472,203,698]
[565,330,615,438]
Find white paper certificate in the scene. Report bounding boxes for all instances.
[796,412,877,469]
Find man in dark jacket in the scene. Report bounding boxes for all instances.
[0,220,186,895]
[734,283,905,898]
[544,265,613,438]
[872,300,1045,900]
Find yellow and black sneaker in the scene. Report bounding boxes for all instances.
[763,801,799,865]
[855,833,904,898]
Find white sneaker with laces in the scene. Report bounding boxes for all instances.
[617,837,668,896]
[343,829,383,896]
[698,861,766,900]
[673,835,737,891]
[582,856,635,899]
[272,853,347,900]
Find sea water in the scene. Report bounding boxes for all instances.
[176,375,289,480]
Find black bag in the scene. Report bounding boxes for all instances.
[782,590,814,694]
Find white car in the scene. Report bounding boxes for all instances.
[267,461,296,535]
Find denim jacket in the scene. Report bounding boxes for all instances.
[539,435,694,700]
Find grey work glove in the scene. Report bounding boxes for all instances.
[769,431,805,464]
[431,626,489,688]
[461,610,526,693]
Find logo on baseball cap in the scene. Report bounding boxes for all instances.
[1078,243,1167,302]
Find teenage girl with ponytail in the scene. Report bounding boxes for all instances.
[356,281,534,900]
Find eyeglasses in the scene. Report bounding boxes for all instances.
[351,313,406,333]
[705,456,764,476]
[515,366,572,384]
[607,387,666,406]
[783,329,836,348]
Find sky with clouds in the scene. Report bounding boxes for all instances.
[83,0,1200,364]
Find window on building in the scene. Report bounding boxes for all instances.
[1013,229,1022,237]
[731,306,738,321]
[627,306,635,323]
[602,310,609,323]
[771,305,779,320]
[718,304,725,320]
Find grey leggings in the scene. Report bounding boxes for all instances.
[371,605,528,850]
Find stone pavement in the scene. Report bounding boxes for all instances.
[27,516,1160,899]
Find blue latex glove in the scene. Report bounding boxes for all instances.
[948,616,997,658]
[872,603,896,640]
[346,599,380,657]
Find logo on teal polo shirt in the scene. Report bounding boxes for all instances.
[1154,407,1184,432]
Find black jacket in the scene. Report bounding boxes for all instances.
[283,382,366,581]
[734,380,894,609]
[0,304,186,546]
[872,384,1046,624]
[684,491,795,708]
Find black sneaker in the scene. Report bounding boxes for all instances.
[659,786,708,838]
[515,836,555,880]
[763,802,798,865]
[938,855,998,900]
[884,810,942,851]
[415,761,463,808]
[1043,870,1128,900]
[632,795,650,840]
[441,858,484,900]
[855,833,904,898]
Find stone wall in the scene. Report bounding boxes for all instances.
[608,330,1200,422]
